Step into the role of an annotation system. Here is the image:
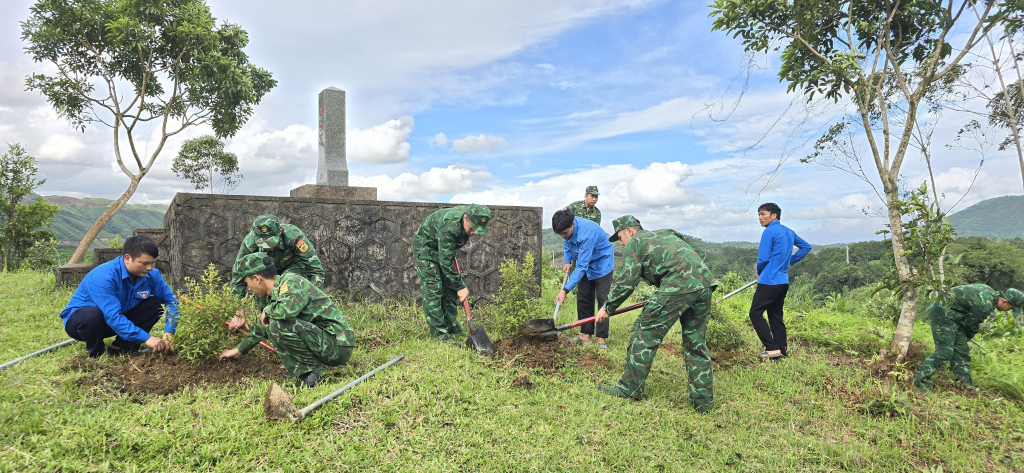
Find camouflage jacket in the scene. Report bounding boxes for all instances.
[945,283,1000,339]
[603,229,717,314]
[567,200,601,225]
[412,205,471,291]
[232,224,325,298]
[238,272,356,353]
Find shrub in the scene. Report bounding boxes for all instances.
[174,264,252,363]
[21,236,60,270]
[863,288,901,324]
[108,234,123,249]
[706,300,745,352]
[490,253,545,337]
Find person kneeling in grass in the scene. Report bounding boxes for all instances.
[595,216,718,413]
[914,285,1024,394]
[61,235,176,358]
[219,253,356,388]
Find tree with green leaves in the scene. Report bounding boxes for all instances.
[21,0,276,264]
[172,135,242,194]
[0,143,60,271]
[711,0,998,362]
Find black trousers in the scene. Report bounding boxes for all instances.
[64,297,165,358]
[577,272,612,339]
[748,284,789,355]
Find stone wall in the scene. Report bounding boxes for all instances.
[162,193,542,305]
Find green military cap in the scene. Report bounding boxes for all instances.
[252,215,281,250]
[1001,288,1024,310]
[465,204,492,236]
[609,215,642,242]
[235,252,275,279]
[585,185,600,196]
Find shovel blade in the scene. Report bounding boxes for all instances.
[518,318,556,337]
[264,381,303,422]
[466,326,494,356]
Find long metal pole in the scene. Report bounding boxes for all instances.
[0,339,77,371]
[299,354,405,417]
[716,279,758,303]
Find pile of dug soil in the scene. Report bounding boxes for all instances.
[491,337,614,374]
[69,352,282,396]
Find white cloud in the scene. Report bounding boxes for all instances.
[430,132,449,148]
[348,116,414,163]
[452,134,508,152]
[536,63,556,72]
[350,164,493,201]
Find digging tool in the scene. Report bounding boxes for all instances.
[715,279,758,303]
[520,301,649,340]
[222,321,277,353]
[0,339,77,371]
[265,354,405,422]
[551,271,570,325]
[453,258,494,356]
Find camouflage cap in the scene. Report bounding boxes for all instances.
[1001,288,1024,310]
[585,185,600,196]
[609,215,641,242]
[465,204,492,236]
[235,252,275,280]
[252,215,281,250]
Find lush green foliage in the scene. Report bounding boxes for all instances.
[948,195,1024,240]
[949,236,1024,290]
[46,197,166,245]
[173,264,250,363]
[172,135,243,194]
[107,234,122,250]
[489,253,545,337]
[0,143,59,270]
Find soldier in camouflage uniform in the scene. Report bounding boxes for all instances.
[566,186,601,225]
[595,215,718,413]
[220,253,356,388]
[412,204,492,345]
[913,285,1024,393]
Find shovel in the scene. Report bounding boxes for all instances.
[520,301,649,340]
[715,279,758,303]
[265,354,405,423]
[551,271,570,325]
[454,258,494,356]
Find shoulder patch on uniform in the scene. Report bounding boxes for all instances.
[279,282,289,295]
[297,239,309,253]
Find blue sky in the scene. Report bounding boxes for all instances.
[1,0,1021,243]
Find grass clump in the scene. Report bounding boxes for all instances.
[707,300,745,351]
[173,264,250,363]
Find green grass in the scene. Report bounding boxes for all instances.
[1,270,1023,471]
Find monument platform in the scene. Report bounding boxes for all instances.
[289,184,376,201]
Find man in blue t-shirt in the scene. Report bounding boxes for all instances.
[552,208,615,350]
[61,235,178,358]
[750,203,811,359]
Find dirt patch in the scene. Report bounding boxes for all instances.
[490,337,613,375]
[358,335,399,352]
[68,351,282,396]
[511,376,534,389]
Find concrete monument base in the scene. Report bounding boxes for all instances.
[289,184,377,201]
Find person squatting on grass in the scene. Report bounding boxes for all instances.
[228,214,325,332]
[552,208,616,351]
[749,203,811,360]
[411,204,492,346]
[595,216,718,413]
[914,285,1024,393]
[60,235,177,358]
[219,253,356,388]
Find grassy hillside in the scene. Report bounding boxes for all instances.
[44,196,167,246]
[949,195,1024,240]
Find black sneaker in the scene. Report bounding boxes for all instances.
[294,371,322,389]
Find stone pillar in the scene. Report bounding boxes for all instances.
[316,87,348,186]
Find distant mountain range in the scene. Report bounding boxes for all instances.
[44,196,167,247]
[949,195,1024,240]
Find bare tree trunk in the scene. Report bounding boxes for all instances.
[885,184,920,362]
[67,178,141,264]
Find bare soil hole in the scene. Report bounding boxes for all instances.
[68,351,282,396]
[491,337,613,375]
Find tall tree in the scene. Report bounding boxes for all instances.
[172,135,242,194]
[21,0,276,263]
[0,143,59,270]
[711,0,996,362]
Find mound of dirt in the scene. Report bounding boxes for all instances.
[491,337,613,374]
[511,376,534,389]
[69,352,282,396]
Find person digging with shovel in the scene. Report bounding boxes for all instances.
[595,216,718,413]
[552,208,615,350]
[219,253,356,388]
[412,204,492,346]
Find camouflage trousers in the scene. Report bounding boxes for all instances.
[246,319,353,378]
[414,258,463,339]
[914,303,973,390]
[615,288,714,411]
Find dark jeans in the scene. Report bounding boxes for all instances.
[748,284,789,355]
[577,272,612,339]
[64,297,165,358]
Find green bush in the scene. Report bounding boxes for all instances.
[174,264,251,363]
[108,234,123,249]
[490,253,545,337]
[21,236,60,270]
[706,301,745,352]
[863,288,901,323]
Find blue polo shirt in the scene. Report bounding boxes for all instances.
[562,217,615,291]
[60,257,181,343]
[756,220,812,286]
